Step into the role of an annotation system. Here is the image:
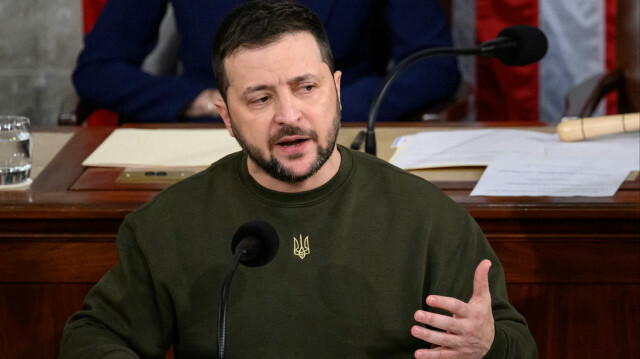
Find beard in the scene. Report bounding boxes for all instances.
[231,98,341,184]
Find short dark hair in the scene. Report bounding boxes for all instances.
[212,0,335,101]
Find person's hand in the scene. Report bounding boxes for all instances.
[411,259,495,359]
[185,88,223,117]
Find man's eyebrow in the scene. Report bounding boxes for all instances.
[287,73,317,86]
[241,73,319,97]
[242,84,273,97]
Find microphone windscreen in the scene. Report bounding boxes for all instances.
[231,221,279,267]
[497,25,548,66]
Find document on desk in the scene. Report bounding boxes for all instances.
[389,129,639,197]
[470,132,639,197]
[389,129,552,169]
[82,128,241,167]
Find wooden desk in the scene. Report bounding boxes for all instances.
[1,124,638,358]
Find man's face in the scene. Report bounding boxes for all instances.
[216,32,342,184]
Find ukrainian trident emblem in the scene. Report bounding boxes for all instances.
[293,234,310,259]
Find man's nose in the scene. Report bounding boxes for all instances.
[274,92,301,124]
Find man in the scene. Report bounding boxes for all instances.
[73,0,459,123]
[60,1,536,358]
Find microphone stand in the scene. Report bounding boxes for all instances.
[365,25,547,155]
[217,248,245,359]
[216,221,279,359]
[365,47,478,155]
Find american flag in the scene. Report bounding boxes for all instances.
[452,0,618,123]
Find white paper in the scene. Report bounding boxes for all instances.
[471,131,639,196]
[388,128,639,197]
[82,128,241,167]
[544,132,640,171]
[389,129,553,169]
[471,152,632,197]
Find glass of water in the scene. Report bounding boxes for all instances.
[0,116,32,186]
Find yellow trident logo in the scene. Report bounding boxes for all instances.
[293,234,310,259]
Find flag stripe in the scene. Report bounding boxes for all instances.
[539,0,608,120]
[475,0,540,122]
[454,0,618,123]
[605,0,618,114]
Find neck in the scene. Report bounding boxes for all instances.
[247,146,341,193]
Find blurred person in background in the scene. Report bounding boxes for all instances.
[73,0,460,123]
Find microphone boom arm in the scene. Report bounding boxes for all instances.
[365,47,478,155]
[217,248,244,359]
[216,221,279,359]
[364,25,548,155]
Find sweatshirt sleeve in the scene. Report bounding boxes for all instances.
[339,0,461,122]
[72,0,209,123]
[425,202,538,358]
[59,220,173,359]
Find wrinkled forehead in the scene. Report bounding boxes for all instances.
[223,32,329,89]
[226,29,321,58]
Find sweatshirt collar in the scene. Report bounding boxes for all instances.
[238,145,354,207]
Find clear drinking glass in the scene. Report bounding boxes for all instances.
[0,116,32,185]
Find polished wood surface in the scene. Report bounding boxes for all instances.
[1,123,638,358]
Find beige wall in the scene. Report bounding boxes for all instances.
[0,0,82,126]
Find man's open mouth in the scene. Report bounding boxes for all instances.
[277,137,308,147]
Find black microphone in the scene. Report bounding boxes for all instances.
[477,25,549,66]
[230,221,279,267]
[364,25,549,155]
[217,221,279,359]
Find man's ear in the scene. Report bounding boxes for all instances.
[215,98,235,138]
[333,70,342,110]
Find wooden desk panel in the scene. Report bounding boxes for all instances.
[1,124,638,358]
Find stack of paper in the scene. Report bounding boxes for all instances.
[389,129,640,197]
[83,128,241,168]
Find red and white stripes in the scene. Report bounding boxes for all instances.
[452,0,617,123]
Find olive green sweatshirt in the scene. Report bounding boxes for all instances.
[60,145,536,358]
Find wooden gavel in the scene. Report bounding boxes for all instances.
[557,112,640,142]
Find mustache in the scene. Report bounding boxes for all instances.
[268,125,318,148]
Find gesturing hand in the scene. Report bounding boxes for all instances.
[411,259,495,359]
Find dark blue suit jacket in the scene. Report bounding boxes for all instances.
[73,0,460,122]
